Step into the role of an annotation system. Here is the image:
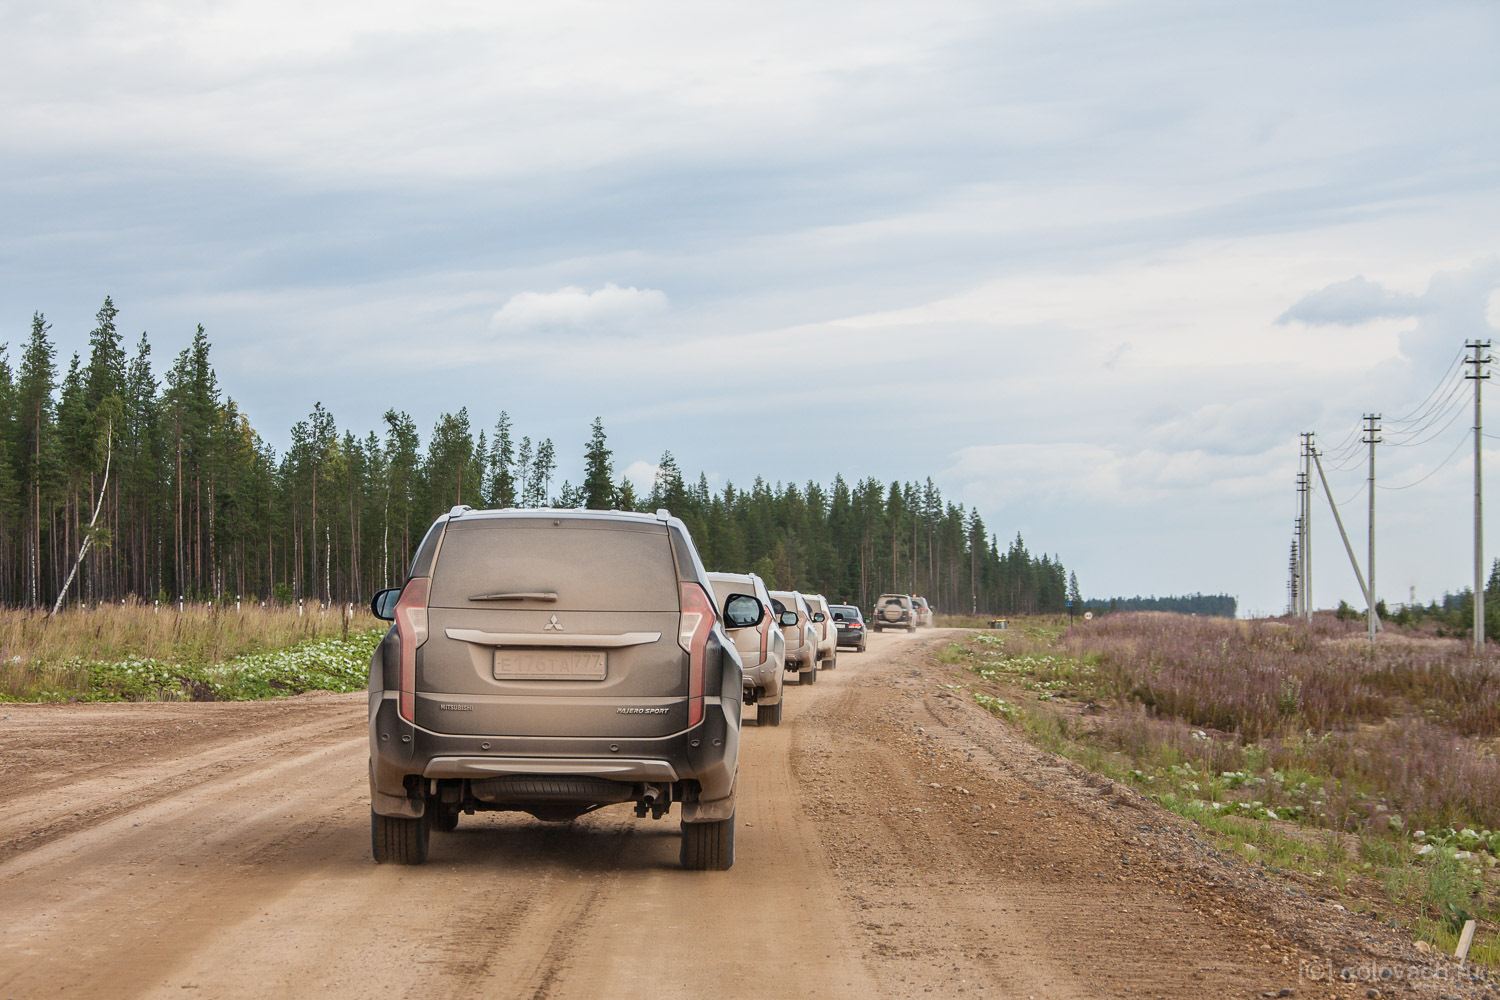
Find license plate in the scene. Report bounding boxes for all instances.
[494,649,607,681]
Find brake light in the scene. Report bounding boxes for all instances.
[679,582,714,727]
[395,577,430,722]
[758,604,770,662]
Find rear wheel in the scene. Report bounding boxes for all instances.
[908,622,916,633]
[757,698,783,726]
[823,652,837,670]
[801,663,817,684]
[859,639,867,652]
[432,803,460,832]
[371,808,430,864]
[681,813,735,870]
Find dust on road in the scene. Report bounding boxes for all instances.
[0,631,1482,998]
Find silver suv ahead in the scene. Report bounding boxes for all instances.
[368,507,744,870]
[707,571,786,726]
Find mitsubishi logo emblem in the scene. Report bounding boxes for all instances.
[543,615,563,631]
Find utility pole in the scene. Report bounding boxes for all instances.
[1467,340,1491,652]
[1288,536,1300,616]
[1301,431,1314,620]
[1363,414,1382,644]
[1292,516,1303,615]
[1290,536,1302,614]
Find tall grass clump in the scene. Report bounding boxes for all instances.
[0,600,381,701]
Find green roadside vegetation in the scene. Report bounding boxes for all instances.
[1,611,381,704]
[936,615,1500,967]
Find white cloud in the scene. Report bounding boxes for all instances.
[489,283,667,334]
[623,460,660,495]
[944,442,1282,509]
[1276,275,1424,326]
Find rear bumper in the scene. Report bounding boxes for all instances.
[835,628,865,646]
[370,690,738,818]
[740,655,783,704]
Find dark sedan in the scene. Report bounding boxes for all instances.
[829,604,867,652]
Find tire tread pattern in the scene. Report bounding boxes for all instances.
[680,814,735,870]
[371,809,429,865]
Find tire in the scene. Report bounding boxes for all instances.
[859,639,867,652]
[371,808,430,864]
[432,804,460,832]
[681,813,735,870]
[823,652,837,670]
[800,663,817,684]
[908,622,916,633]
[757,698,783,726]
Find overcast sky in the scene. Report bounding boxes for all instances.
[3,0,1498,614]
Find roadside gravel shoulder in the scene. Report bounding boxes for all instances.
[794,629,1494,999]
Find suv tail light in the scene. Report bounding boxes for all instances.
[395,577,431,722]
[758,603,770,662]
[678,582,714,727]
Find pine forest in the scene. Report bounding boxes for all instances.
[0,301,1076,615]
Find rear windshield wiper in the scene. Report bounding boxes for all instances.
[467,591,559,602]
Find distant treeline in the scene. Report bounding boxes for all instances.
[1082,593,1238,618]
[0,299,1078,615]
[1349,559,1500,640]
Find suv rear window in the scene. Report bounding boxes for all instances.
[428,519,679,611]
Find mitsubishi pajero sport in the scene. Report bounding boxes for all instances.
[368,507,746,870]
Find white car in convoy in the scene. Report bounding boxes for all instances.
[708,571,787,726]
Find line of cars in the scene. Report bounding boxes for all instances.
[363,504,933,873]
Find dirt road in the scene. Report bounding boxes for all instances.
[0,630,1483,999]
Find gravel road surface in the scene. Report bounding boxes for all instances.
[0,629,1486,998]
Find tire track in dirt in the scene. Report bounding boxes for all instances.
[3,632,1487,998]
[0,695,361,863]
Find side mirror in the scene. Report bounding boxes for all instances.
[370,587,401,621]
[812,611,826,623]
[778,610,799,628]
[722,593,764,630]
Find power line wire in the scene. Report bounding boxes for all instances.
[1382,377,1468,440]
[1312,475,1367,508]
[1385,350,1466,424]
[1376,429,1473,491]
[1384,397,1470,449]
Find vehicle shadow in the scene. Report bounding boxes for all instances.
[425,810,685,872]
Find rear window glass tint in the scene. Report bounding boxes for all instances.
[429,520,678,611]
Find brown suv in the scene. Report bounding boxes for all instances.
[368,507,745,869]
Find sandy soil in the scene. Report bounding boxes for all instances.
[0,630,1491,999]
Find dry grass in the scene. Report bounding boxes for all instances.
[944,613,1500,965]
[0,600,379,699]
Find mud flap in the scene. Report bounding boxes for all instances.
[369,759,425,818]
[681,792,735,823]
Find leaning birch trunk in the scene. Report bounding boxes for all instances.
[51,422,112,617]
